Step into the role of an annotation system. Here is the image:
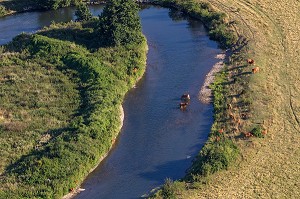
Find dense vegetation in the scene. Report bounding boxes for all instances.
[0,0,86,15]
[99,0,144,46]
[75,1,92,21]
[0,4,8,16]
[0,1,147,198]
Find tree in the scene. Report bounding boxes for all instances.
[75,2,92,21]
[98,0,142,46]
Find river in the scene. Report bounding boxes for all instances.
[0,5,222,199]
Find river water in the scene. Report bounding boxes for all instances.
[0,5,222,199]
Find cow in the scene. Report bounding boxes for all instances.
[179,102,188,110]
[252,67,259,73]
[133,67,138,73]
[181,94,190,102]
[244,132,253,137]
[262,129,267,135]
[227,103,233,109]
[247,59,255,64]
[229,112,236,121]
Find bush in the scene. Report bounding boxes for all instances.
[75,2,92,21]
[0,5,8,17]
[161,179,177,199]
[189,139,239,177]
[251,126,264,138]
[98,0,143,46]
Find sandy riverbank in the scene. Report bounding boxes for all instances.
[199,53,226,104]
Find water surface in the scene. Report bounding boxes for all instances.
[76,7,221,199]
[0,6,222,199]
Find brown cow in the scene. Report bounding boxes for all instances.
[244,132,253,137]
[133,67,138,73]
[181,94,190,102]
[252,67,259,74]
[247,59,255,64]
[227,103,233,109]
[229,112,236,121]
[179,102,188,110]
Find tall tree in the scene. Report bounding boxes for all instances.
[75,2,92,21]
[98,0,142,46]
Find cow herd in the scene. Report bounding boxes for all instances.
[247,58,260,74]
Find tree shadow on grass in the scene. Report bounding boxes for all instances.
[38,27,101,50]
[3,126,76,177]
[232,71,252,78]
[226,65,247,71]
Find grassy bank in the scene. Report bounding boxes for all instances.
[0,1,147,198]
[0,0,94,16]
[151,0,300,198]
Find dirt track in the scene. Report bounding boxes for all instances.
[182,0,300,198]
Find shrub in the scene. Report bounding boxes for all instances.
[98,0,143,46]
[251,126,264,138]
[189,139,239,177]
[75,2,92,21]
[161,178,177,199]
[0,5,8,17]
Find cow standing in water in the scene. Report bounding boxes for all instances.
[179,102,188,110]
[179,94,190,110]
[181,94,190,103]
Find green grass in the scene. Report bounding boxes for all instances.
[0,17,147,198]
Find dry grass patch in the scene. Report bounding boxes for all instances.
[151,0,300,198]
[167,0,300,198]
